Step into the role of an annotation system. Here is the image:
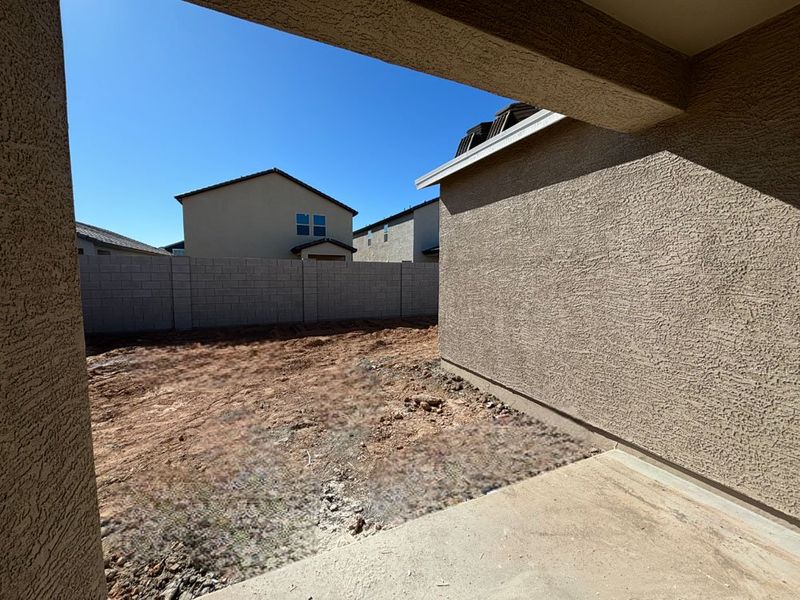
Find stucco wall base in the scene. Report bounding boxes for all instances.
[441,359,800,532]
[441,359,614,451]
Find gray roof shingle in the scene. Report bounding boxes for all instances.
[76,222,170,256]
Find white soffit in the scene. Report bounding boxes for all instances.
[583,0,800,56]
[415,110,566,190]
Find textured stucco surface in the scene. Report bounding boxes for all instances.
[439,10,800,520]
[190,0,686,132]
[0,2,105,598]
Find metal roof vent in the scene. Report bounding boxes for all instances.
[454,121,492,157]
[486,102,539,139]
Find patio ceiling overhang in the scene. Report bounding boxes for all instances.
[185,1,800,132]
[188,0,688,133]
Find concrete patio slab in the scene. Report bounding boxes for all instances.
[207,450,800,599]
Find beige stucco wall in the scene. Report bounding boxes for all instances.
[412,200,440,262]
[353,213,415,262]
[439,10,800,521]
[353,202,439,263]
[0,1,105,598]
[183,172,353,259]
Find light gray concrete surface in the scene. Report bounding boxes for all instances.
[206,450,800,600]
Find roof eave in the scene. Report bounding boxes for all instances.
[77,235,169,256]
[175,168,358,215]
[290,237,358,254]
[415,110,567,189]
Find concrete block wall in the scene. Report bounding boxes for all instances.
[79,255,173,333]
[316,261,402,321]
[189,257,303,328]
[401,262,439,316]
[172,257,192,330]
[79,256,437,333]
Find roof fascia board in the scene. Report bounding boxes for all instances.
[415,111,566,189]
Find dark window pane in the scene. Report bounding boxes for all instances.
[313,214,326,226]
[296,213,309,224]
[297,224,310,235]
[313,226,326,236]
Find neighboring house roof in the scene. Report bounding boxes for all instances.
[422,245,440,255]
[353,197,439,236]
[453,103,541,159]
[162,240,184,251]
[416,108,566,189]
[174,168,358,216]
[76,222,170,256]
[290,238,357,255]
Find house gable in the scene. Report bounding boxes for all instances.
[179,170,355,259]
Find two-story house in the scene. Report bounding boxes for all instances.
[352,198,439,262]
[175,168,358,261]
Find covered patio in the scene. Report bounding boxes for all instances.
[208,451,800,599]
[3,1,799,598]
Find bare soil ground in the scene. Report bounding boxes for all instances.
[87,320,596,599]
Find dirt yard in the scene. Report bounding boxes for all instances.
[87,320,596,599]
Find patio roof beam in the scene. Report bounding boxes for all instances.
[188,0,688,132]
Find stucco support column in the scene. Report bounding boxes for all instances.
[188,0,687,132]
[0,1,106,598]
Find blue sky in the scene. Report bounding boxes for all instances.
[61,0,509,247]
